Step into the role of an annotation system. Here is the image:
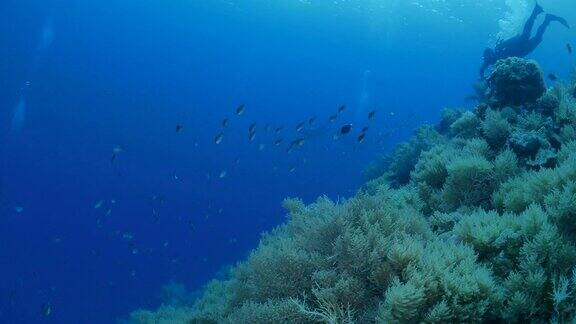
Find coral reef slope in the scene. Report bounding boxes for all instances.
[130,58,576,323]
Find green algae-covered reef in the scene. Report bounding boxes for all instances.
[130,58,576,323]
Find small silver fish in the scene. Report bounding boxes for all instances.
[249,123,257,133]
[94,200,104,209]
[296,122,305,132]
[42,303,52,317]
[222,118,229,127]
[215,132,224,144]
[357,133,366,143]
[274,139,283,146]
[249,132,256,141]
[338,105,346,113]
[291,138,305,146]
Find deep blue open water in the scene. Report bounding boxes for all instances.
[0,0,574,322]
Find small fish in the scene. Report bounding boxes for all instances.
[249,132,256,141]
[175,124,183,133]
[361,126,369,133]
[214,132,224,144]
[236,104,245,115]
[42,303,52,317]
[357,133,366,143]
[15,206,24,213]
[568,43,573,54]
[222,118,229,128]
[296,122,305,132]
[289,166,296,173]
[249,123,257,133]
[340,124,353,135]
[338,105,346,114]
[368,111,376,119]
[548,73,558,81]
[94,200,105,209]
[105,209,112,217]
[329,114,337,122]
[291,138,306,146]
[308,116,317,125]
[219,170,227,179]
[274,139,283,146]
[275,127,283,134]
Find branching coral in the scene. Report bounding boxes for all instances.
[482,108,511,149]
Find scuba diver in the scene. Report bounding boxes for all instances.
[480,2,570,78]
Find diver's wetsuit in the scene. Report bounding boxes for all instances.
[480,3,570,78]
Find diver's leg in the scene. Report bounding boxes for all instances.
[532,14,570,43]
[526,13,569,54]
[528,15,552,50]
[522,2,544,38]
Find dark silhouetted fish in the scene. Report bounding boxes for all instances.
[362,126,369,132]
[249,123,257,133]
[222,118,229,128]
[176,124,183,133]
[329,114,337,122]
[338,105,346,114]
[249,132,256,141]
[358,133,366,143]
[274,139,283,146]
[275,127,283,134]
[548,73,558,81]
[236,104,245,115]
[215,132,224,144]
[308,116,317,125]
[340,124,352,135]
[368,111,376,119]
[568,43,573,54]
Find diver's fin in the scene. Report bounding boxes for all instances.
[534,2,544,15]
[547,14,570,29]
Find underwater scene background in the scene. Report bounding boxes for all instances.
[1,0,575,323]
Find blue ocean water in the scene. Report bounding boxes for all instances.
[0,0,573,322]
